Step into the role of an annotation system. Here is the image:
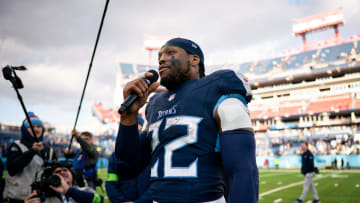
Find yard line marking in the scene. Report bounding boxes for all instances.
[261,173,295,177]
[259,175,328,197]
[330,174,348,178]
[260,169,360,173]
[273,198,282,203]
[259,169,299,173]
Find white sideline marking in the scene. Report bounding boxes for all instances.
[330,174,348,178]
[259,175,327,197]
[273,198,282,203]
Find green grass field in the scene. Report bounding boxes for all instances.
[97,168,360,203]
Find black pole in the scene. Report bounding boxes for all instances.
[4,67,40,142]
[68,0,110,152]
[13,85,40,142]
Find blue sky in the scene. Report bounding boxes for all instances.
[1,0,359,133]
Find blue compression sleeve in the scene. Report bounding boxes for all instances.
[115,124,151,179]
[220,130,259,203]
[66,187,104,203]
[105,180,134,202]
[115,124,140,164]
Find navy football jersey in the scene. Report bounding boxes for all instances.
[142,70,251,202]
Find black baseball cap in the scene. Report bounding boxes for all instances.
[163,37,205,77]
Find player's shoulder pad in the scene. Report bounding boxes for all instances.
[205,70,252,103]
[146,91,166,117]
[217,97,252,131]
[147,91,167,106]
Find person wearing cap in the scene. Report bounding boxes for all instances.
[65,130,99,190]
[24,162,104,203]
[115,37,258,203]
[3,112,57,203]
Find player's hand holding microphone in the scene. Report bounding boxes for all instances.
[119,70,159,125]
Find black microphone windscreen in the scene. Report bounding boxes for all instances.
[2,67,13,80]
[147,70,159,84]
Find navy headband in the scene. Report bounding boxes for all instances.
[163,38,204,66]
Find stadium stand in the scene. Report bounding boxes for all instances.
[92,103,117,123]
[252,59,274,75]
[119,63,135,78]
[286,50,317,70]
[237,62,252,75]
[318,42,353,63]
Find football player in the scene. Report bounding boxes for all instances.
[115,38,258,203]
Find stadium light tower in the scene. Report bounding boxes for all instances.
[144,35,170,65]
[292,8,344,51]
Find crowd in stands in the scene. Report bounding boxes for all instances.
[2,125,360,160]
[256,125,360,156]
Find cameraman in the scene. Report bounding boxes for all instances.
[66,130,99,189]
[24,162,104,203]
[3,112,57,203]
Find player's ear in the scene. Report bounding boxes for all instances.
[190,55,200,66]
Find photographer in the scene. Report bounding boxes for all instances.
[24,162,104,203]
[3,112,57,203]
[66,130,99,189]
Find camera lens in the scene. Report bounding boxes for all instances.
[47,175,61,187]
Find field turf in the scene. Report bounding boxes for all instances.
[97,168,360,203]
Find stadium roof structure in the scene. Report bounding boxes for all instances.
[292,8,344,51]
[292,8,344,36]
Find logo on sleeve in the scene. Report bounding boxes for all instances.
[168,93,176,101]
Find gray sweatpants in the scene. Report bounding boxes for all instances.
[299,172,319,200]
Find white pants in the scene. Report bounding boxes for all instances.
[153,196,226,203]
[299,172,319,200]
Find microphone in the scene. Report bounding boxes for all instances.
[2,66,13,80]
[118,70,159,114]
[2,66,25,89]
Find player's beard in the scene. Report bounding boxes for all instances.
[160,59,191,91]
